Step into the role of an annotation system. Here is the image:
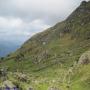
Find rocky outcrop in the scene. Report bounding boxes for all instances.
[78,51,90,65]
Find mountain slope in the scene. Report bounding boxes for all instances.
[0,1,90,90]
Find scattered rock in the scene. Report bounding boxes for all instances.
[15,73,28,82]
[29,87,33,90]
[48,87,59,90]
[0,68,8,75]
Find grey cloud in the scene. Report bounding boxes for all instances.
[0,0,85,25]
[0,0,88,44]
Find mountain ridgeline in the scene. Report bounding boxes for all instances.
[8,0,90,65]
[0,1,90,90]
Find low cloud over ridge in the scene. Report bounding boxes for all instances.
[0,0,87,43]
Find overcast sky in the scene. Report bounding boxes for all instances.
[0,0,88,44]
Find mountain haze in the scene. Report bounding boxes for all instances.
[0,41,20,57]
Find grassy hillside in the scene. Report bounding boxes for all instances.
[0,1,90,90]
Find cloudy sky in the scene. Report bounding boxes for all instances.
[0,0,88,44]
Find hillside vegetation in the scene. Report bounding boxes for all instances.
[0,1,90,90]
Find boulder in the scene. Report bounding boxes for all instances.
[78,51,90,65]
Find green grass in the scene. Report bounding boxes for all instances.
[0,1,90,89]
